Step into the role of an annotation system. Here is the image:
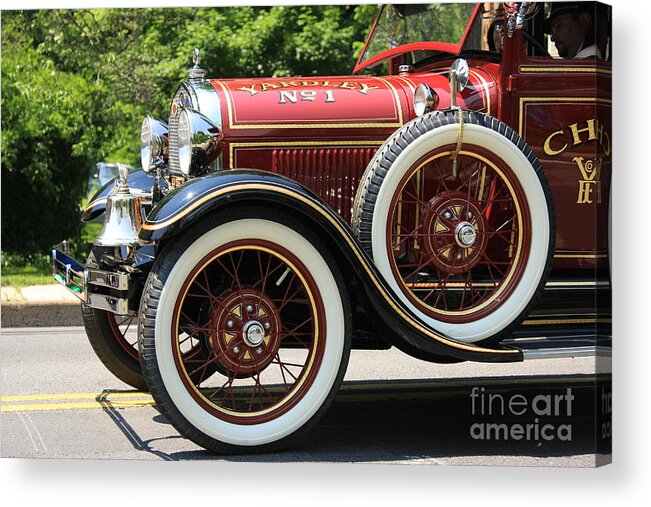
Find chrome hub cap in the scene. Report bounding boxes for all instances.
[455,222,477,248]
[243,321,265,347]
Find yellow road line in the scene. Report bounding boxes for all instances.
[1,393,434,411]
[1,392,151,403]
[2,373,605,413]
[1,391,155,413]
[2,399,156,413]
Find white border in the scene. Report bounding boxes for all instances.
[1,0,648,505]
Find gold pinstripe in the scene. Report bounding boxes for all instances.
[215,79,403,130]
[142,181,519,356]
[228,140,384,170]
[518,66,612,75]
[518,96,612,137]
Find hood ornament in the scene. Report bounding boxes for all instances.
[188,48,206,81]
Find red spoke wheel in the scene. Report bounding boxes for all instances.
[139,208,350,454]
[82,258,216,391]
[386,146,530,323]
[81,250,147,390]
[82,304,147,390]
[353,110,554,344]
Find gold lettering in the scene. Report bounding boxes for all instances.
[574,156,603,204]
[577,181,595,204]
[261,82,281,92]
[577,181,601,204]
[596,120,604,146]
[569,119,596,146]
[358,83,380,94]
[573,156,602,181]
[238,79,382,98]
[279,81,300,88]
[544,118,611,158]
[543,130,568,156]
[602,130,611,157]
[338,81,357,90]
[237,85,259,96]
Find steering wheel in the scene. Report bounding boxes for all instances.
[523,29,551,58]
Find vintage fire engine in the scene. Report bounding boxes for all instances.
[53,2,611,453]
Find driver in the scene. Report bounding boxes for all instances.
[544,2,602,59]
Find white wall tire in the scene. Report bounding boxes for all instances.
[139,208,350,453]
[353,111,555,344]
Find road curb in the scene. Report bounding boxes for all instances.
[1,301,83,328]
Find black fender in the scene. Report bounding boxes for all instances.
[82,170,155,222]
[139,169,523,364]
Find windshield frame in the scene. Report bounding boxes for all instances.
[353,3,482,73]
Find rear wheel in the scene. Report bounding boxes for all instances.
[139,208,351,454]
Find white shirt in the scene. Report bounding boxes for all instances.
[575,43,602,59]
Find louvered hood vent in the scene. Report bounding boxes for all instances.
[272,147,376,222]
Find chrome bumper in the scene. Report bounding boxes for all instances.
[51,242,131,314]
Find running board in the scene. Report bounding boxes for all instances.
[502,334,612,360]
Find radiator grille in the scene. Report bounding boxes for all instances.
[168,88,191,174]
[272,148,376,222]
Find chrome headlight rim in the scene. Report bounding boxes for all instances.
[177,109,193,177]
[176,108,222,178]
[140,115,169,173]
[414,83,439,117]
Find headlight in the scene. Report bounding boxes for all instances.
[177,109,192,176]
[177,108,223,178]
[413,84,439,116]
[140,116,168,173]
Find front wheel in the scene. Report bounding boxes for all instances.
[82,303,146,391]
[138,207,351,454]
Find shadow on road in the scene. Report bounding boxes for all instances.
[100,374,612,463]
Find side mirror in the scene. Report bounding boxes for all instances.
[503,2,540,19]
[504,2,541,38]
[448,58,469,109]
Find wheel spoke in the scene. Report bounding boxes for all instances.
[386,149,526,319]
[276,358,300,382]
[172,239,325,420]
[432,158,452,195]
[479,252,508,282]
[282,316,314,338]
[207,377,233,405]
[214,256,238,291]
[186,340,238,380]
[250,372,277,411]
[274,353,290,391]
[401,252,442,283]
[275,280,305,313]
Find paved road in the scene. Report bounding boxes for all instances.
[1,327,610,465]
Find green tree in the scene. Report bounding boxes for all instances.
[1,5,377,257]
[2,24,95,254]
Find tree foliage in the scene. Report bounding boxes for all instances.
[1,4,378,256]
